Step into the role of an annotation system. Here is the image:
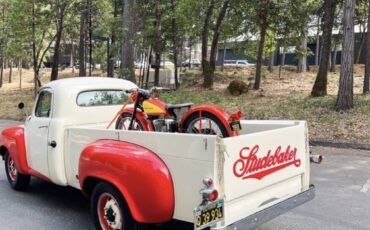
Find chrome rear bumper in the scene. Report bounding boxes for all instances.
[216,185,315,230]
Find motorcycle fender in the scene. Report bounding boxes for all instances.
[121,108,154,131]
[0,126,29,174]
[181,105,239,137]
[79,140,174,223]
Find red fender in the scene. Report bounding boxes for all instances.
[180,105,239,137]
[0,126,51,181]
[79,140,174,223]
[120,108,154,131]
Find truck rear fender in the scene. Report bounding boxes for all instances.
[181,105,239,137]
[79,140,174,223]
[0,127,29,174]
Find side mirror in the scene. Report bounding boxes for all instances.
[18,102,24,110]
[18,102,29,117]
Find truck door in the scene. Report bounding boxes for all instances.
[25,88,53,178]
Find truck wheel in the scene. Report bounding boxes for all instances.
[92,182,148,230]
[183,112,229,138]
[115,112,144,131]
[4,153,30,191]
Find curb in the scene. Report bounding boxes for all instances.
[310,140,370,151]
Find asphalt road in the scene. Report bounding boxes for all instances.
[1,120,370,230]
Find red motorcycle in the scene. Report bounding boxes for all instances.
[107,88,242,138]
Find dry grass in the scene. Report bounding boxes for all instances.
[1,65,370,144]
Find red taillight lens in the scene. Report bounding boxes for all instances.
[203,178,213,187]
[230,110,243,121]
[209,190,218,201]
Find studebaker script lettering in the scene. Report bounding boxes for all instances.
[233,145,301,180]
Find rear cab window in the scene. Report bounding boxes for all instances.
[77,90,129,107]
[35,90,53,118]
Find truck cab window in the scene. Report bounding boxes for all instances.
[35,91,52,118]
[77,90,129,107]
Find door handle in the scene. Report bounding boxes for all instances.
[49,141,57,148]
[38,125,48,129]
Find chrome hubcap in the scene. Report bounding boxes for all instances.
[7,157,17,181]
[98,193,123,230]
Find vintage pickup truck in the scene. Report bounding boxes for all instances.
[0,77,318,230]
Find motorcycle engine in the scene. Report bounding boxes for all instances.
[153,118,177,132]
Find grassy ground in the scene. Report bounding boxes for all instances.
[0,66,369,144]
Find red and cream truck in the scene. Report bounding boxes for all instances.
[0,77,319,230]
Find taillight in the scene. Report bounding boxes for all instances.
[201,177,219,202]
[230,110,243,121]
[209,190,218,201]
[202,188,219,202]
[203,178,213,187]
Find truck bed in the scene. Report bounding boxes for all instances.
[64,120,310,225]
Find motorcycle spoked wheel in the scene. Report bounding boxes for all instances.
[183,112,229,138]
[115,112,145,131]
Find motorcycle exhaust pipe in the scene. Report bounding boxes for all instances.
[310,154,323,164]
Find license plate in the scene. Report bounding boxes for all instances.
[194,199,224,230]
[230,121,242,132]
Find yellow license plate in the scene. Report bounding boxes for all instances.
[194,200,224,230]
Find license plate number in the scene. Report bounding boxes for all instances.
[230,121,242,132]
[194,200,224,230]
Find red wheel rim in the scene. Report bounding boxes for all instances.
[7,156,17,182]
[98,193,123,230]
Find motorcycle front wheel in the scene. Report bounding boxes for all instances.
[183,112,229,138]
[115,112,145,131]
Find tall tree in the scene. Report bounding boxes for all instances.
[254,0,270,90]
[311,0,337,97]
[363,2,370,93]
[205,0,229,88]
[51,0,73,81]
[79,0,87,76]
[170,0,179,89]
[153,0,163,86]
[121,0,136,83]
[336,0,355,110]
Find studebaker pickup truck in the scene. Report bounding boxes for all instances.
[0,77,317,230]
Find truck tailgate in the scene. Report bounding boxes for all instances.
[219,121,310,226]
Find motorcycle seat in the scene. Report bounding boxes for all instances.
[167,103,193,110]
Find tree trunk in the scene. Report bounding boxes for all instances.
[205,0,229,88]
[51,5,66,81]
[19,60,22,89]
[8,61,12,83]
[145,47,152,89]
[221,41,227,72]
[153,0,162,86]
[108,0,118,78]
[355,26,366,64]
[70,39,75,73]
[330,43,338,72]
[201,0,215,78]
[88,0,92,76]
[0,58,3,88]
[315,16,320,66]
[121,0,136,82]
[170,0,179,89]
[311,0,336,97]
[363,3,370,94]
[268,52,274,72]
[32,0,38,97]
[336,0,355,110]
[254,1,269,90]
[279,48,286,79]
[79,1,87,77]
[297,24,308,73]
